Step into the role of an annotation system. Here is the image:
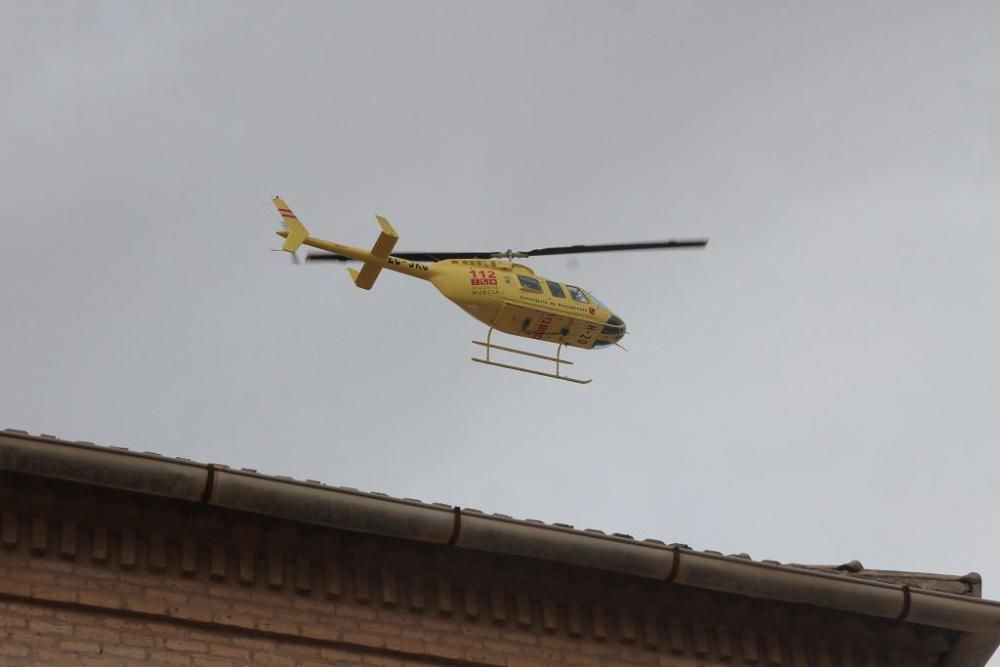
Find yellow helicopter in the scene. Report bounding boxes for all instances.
[273,197,706,383]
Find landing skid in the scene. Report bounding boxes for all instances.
[471,328,592,384]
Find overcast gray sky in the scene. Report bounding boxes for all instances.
[3,0,999,628]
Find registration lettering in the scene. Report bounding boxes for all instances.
[576,322,599,346]
[388,257,428,271]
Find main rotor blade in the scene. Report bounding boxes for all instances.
[523,240,708,256]
[305,239,708,263]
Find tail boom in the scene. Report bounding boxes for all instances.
[271,199,431,285]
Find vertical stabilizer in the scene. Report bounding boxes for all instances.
[273,197,308,252]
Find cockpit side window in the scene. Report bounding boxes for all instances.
[517,275,542,292]
[566,285,590,304]
[546,281,566,298]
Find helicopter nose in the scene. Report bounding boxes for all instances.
[603,314,626,338]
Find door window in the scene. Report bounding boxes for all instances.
[546,281,566,298]
[517,275,542,292]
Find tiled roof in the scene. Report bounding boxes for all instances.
[0,427,980,599]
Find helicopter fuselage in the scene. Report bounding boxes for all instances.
[427,259,625,350]
[291,233,626,350]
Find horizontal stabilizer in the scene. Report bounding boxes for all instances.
[352,215,398,290]
[371,215,399,258]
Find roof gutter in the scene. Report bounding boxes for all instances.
[2,429,999,656]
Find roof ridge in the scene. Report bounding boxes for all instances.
[0,427,983,599]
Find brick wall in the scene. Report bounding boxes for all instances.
[0,599,378,666]
[0,474,949,666]
[0,540,699,667]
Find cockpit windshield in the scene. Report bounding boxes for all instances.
[566,285,590,304]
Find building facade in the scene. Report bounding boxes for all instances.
[1,428,998,666]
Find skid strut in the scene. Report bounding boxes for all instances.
[471,328,591,384]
